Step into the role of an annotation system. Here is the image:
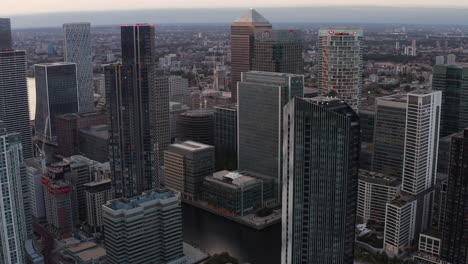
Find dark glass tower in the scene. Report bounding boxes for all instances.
[441,129,468,264]
[282,97,360,264]
[432,64,468,137]
[0,18,12,50]
[107,24,168,198]
[253,29,303,74]
[34,62,78,142]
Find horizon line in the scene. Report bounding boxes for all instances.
[3,4,468,17]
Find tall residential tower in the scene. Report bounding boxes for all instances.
[318,28,363,111]
[282,97,360,264]
[107,24,168,198]
[0,123,28,263]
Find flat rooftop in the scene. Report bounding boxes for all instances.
[35,62,76,67]
[359,169,401,187]
[170,140,213,152]
[209,170,261,189]
[106,189,177,211]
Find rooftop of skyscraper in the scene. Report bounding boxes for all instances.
[35,62,76,67]
[170,140,213,152]
[105,189,179,211]
[359,169,401,187]
[233,8,271,26]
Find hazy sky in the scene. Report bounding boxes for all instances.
[3,0,468,15]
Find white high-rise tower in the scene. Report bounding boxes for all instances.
[63,23,94,112]
[0,123,27,263]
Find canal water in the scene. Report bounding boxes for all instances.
[182,203,281,264]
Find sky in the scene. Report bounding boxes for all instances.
[3,0,468,15]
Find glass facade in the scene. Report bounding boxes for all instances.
[214,105,237,171]
[107,25,170,198]
[238,71,303,200]
[0,18,12,50]
[282,97,360,264]
[253,29,303,74]
[34,63,78,141]
[432,64,468,137]
[441,129,468,264]
[63,23,94,112]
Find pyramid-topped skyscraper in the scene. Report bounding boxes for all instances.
[230,9,271,102]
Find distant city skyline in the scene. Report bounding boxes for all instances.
[3,0,468,16]
[4,6,468,28]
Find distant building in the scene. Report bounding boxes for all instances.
[441,129,468,264]
[253,29,303,74]
[169,76,190,102]
[164,141,214,200]
[282,97,359,264]
[238,71,303,199]
[79,124,109,163]
[357,170,400,224]
[446,54,456,65]
[0,124,28,263]
[203,170,263,216]
[169,102,189,140]
[35,62,78,142]
[214,104,237,171]
[55,112,107,158]
[436,56,445,65]
[432,64,468,137]
[177,109,214,145]
[318,28,364,111]
[84,178,111,233]
[230,9,272,101]
[103,189,186,264]
[63,23,94,112]
[0,49,34,159]
[0,18,12,50]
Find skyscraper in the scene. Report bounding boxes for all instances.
[63,23,94,112]
[0,18,33,158]
[34,62,78,141]
[382,91,442,257]
[282,97,360,264]
[0,18,12,50]
[230,9,272,102]
[103,189,186,264]
[107,24,164,198]
[253,29,303,74]
[0,49,33,159]
[0,123,28,264]
[432,64,468,137]
[238,71,303,199]
[318,28,364,111]
[401,92,441,195]
[441,129,468,264]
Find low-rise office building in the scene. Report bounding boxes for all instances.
[203,170,264,216]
